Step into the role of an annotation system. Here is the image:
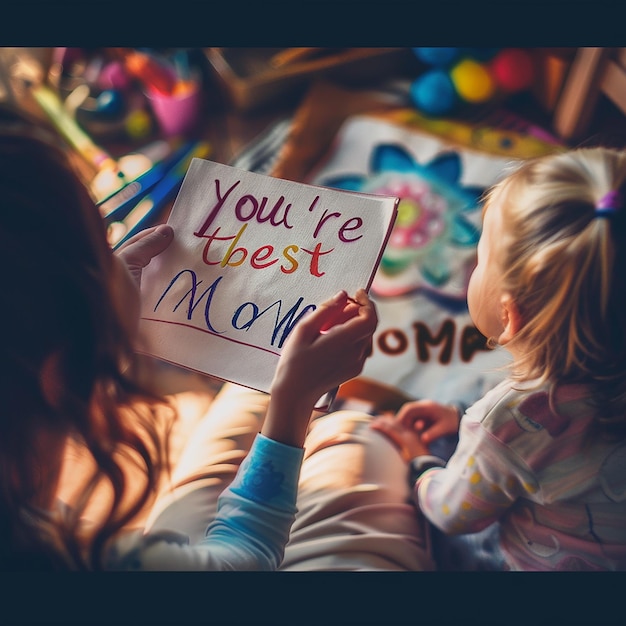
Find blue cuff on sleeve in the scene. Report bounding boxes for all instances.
[229,434,304,507]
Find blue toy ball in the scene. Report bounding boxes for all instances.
[410,70,457,116]
[412,47,460,67]
[95,89,124,117]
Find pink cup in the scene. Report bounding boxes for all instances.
[146,82,201,137]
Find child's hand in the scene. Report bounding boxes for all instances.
[370,414,430,461]
[395,399,460,446]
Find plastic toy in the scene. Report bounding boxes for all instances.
[410,47,535,116]
[490,48,535,92]
[409,70,456,116]
[450,59,495,103]
[124,108,152,140]
[94,89,124,116]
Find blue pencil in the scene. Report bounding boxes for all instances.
[98,140,196,224]
[110,141,211,249]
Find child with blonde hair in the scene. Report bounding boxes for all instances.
[372,146,626,571]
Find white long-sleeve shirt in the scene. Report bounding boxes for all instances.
[105,434,304,570]
[416,378,626,571]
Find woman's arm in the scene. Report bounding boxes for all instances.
[107,288,378,570]
[264,288,377,448]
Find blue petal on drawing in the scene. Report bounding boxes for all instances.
[371,144,419,174]
[415,151,461,184]
[319,144,484,300]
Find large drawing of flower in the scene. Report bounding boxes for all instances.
[319,144,484,302]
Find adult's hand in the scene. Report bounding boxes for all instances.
[264,289,378,448]
[115,224,174,287]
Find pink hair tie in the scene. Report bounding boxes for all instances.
[595,190,622,217]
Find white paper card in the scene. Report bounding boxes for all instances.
[139,158,398,393]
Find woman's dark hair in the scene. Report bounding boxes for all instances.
[0,103,170,570]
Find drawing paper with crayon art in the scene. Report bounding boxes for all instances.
[138,158,398,393]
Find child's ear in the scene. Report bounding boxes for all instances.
[498,293,523,344]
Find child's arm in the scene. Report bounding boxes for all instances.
[414,398,537,536]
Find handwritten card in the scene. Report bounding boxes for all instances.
[139,158,398,393]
